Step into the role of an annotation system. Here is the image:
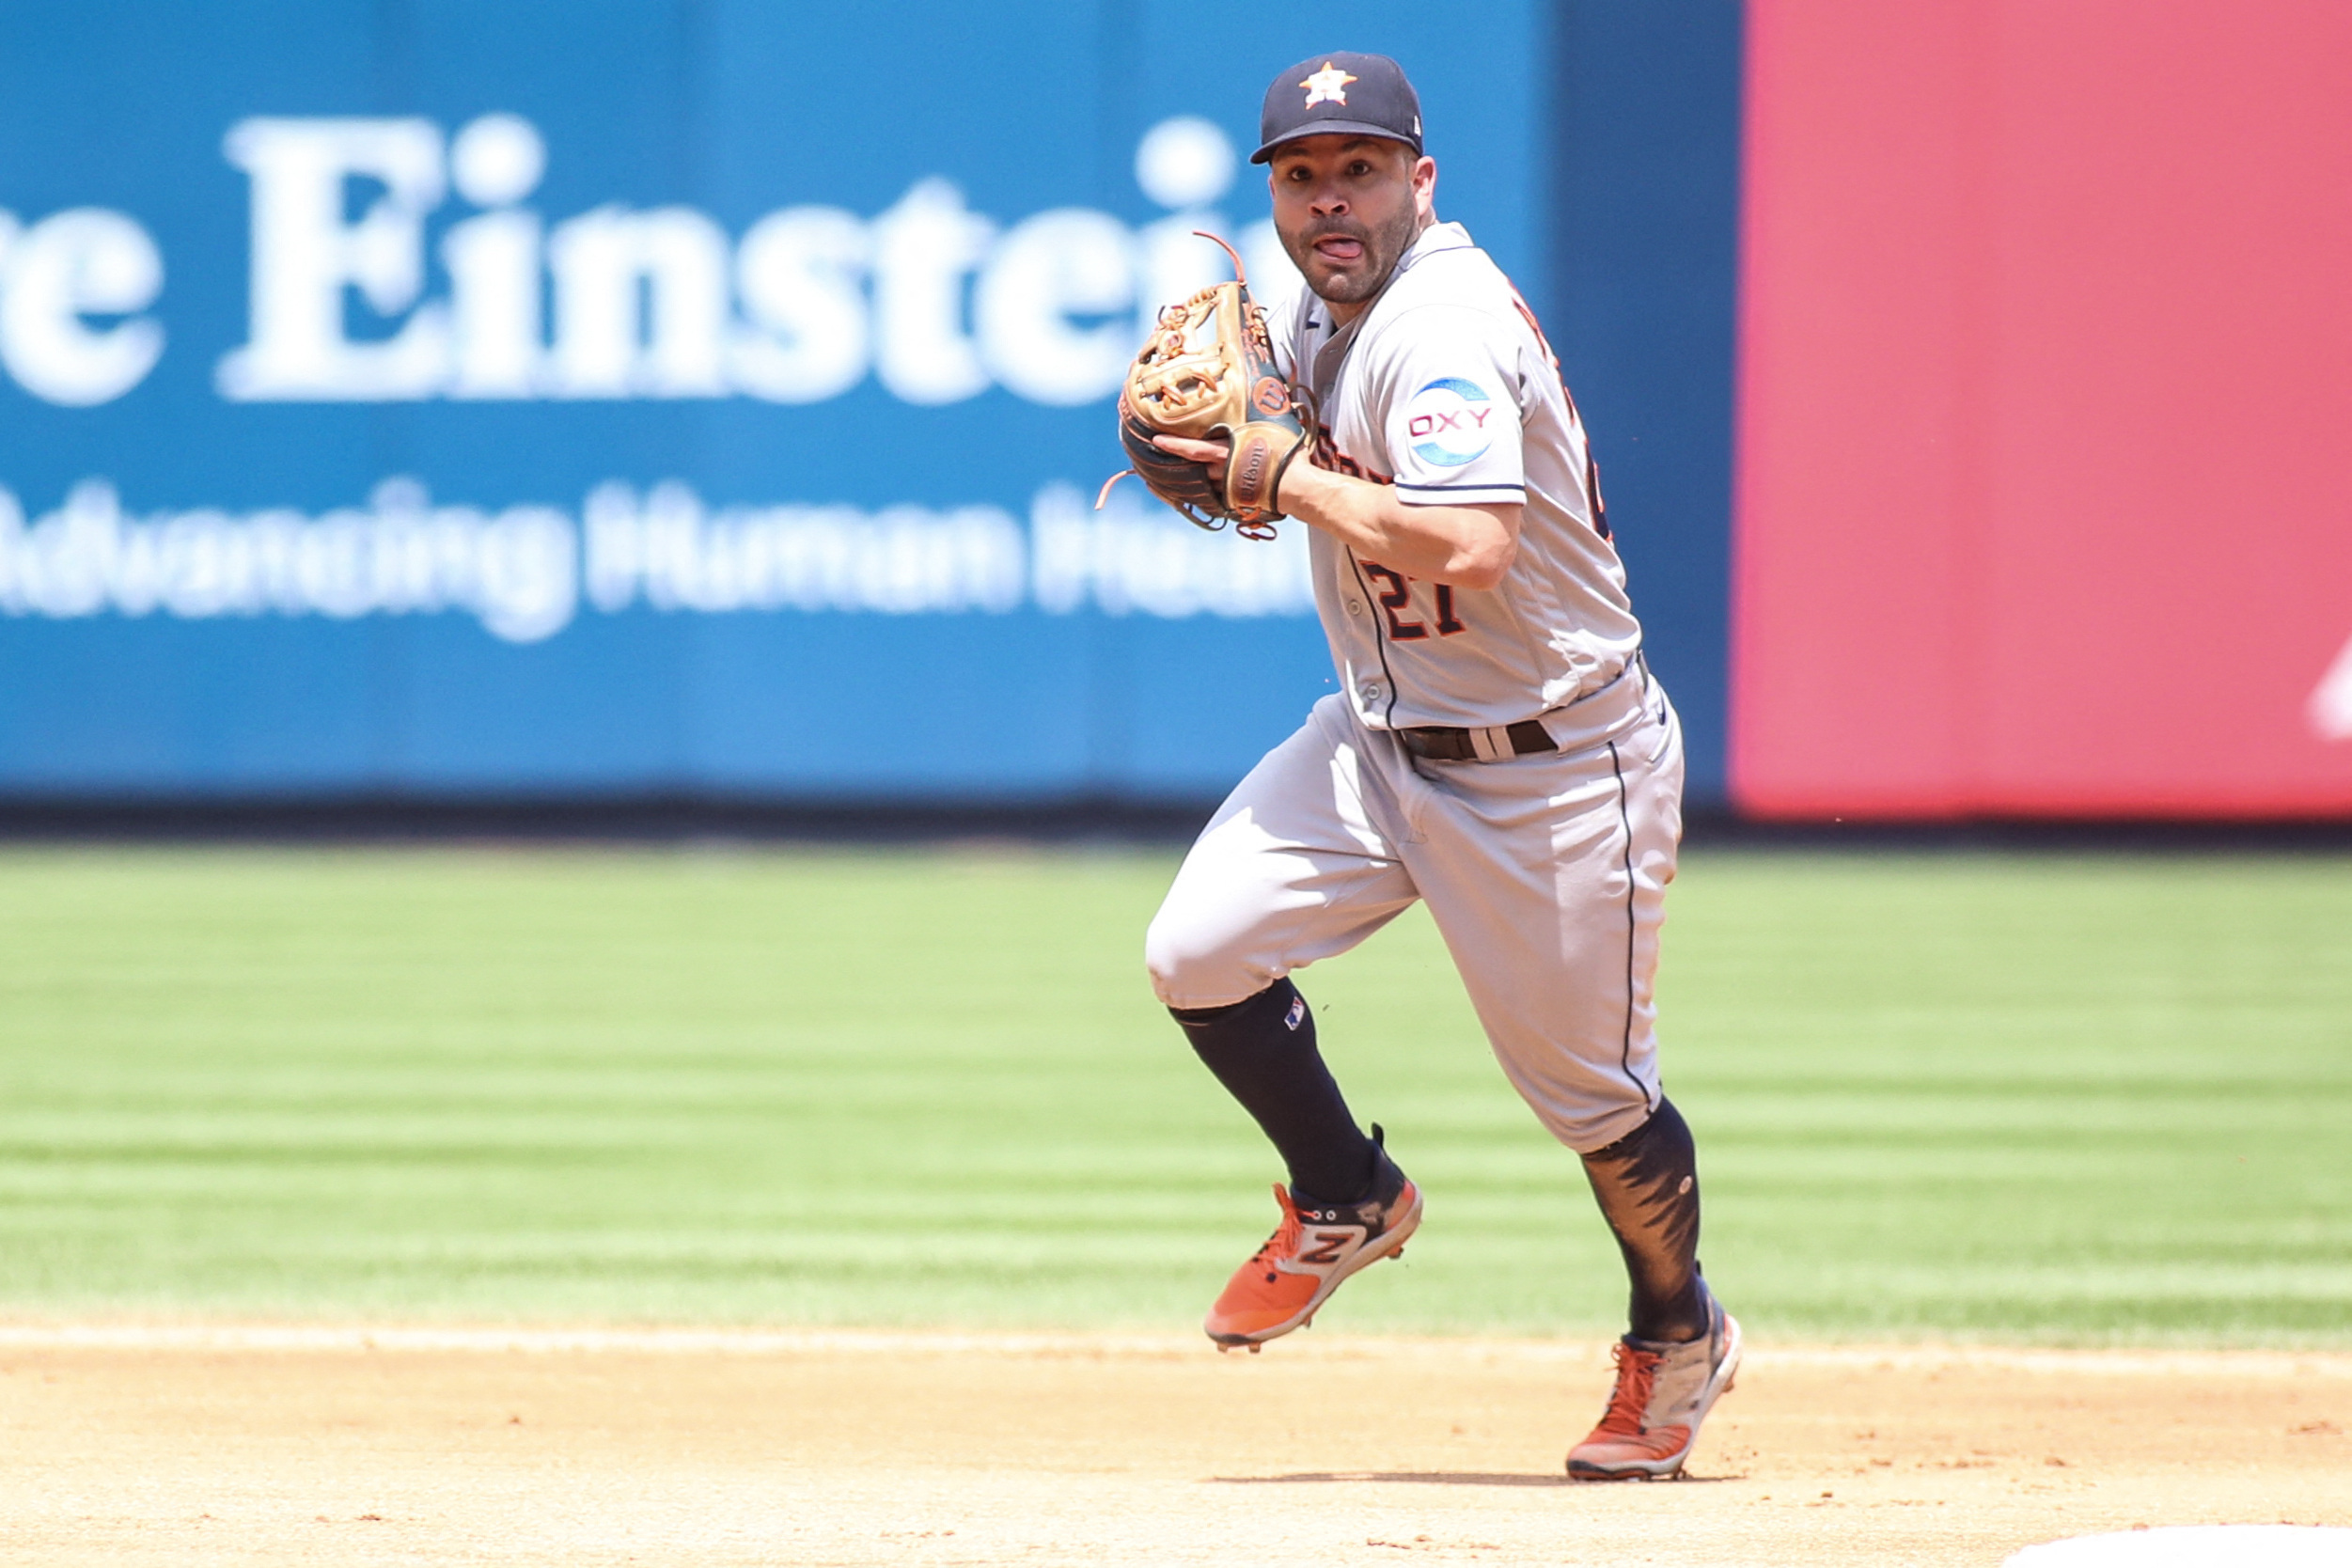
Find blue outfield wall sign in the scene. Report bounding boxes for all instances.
[0,2,1737,805]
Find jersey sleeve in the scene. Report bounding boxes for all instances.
[1376,306,1527,507]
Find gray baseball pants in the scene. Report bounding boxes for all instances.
[1145,665,1685,1155]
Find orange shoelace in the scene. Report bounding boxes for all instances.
[1247,1186,1307,1282]
[1594,1341,1662,1435]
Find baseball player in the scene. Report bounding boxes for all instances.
[1140,52,1740,1481]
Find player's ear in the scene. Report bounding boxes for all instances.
[1413,155,1437,217]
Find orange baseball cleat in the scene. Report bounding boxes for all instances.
[1565,1286,1743,1480]
[1203,1147,1421,1348]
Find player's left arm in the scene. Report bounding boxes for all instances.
[1273,466,1519,590]
[1155,427,1516,586]
[1155,309,1529,589]
[1152,431,1518,588]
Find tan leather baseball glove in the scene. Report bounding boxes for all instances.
[1097,234,1314,541]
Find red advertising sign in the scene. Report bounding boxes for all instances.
[1733,0,2352,817]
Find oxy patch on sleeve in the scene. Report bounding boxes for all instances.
[1403,377,1499,468]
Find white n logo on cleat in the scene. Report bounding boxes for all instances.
[1297,1231,1355,1265]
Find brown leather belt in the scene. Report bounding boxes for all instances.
[1396,717,1558,762]
[1393,657,1650,762]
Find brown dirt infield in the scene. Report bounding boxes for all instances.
[2,1327,2346,1566]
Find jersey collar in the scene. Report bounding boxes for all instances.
[1300,221,1476,371]
[1395,220,1476,274]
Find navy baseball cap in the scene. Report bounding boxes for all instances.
[1250,52,1424,165]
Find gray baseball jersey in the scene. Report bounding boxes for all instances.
[1273,222,1642,731]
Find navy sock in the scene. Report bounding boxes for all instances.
[1579,1097,1709,1342]
[1170,979,1379,1205]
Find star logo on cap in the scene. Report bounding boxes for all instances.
[1300,61,1356,107]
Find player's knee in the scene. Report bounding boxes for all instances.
[1143,904,1263,1011]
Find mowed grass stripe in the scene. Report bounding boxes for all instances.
[0,846,2344,1342]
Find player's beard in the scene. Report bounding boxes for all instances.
[1281,202,1422,309]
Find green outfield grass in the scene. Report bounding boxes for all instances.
[0,843,2344,1344]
